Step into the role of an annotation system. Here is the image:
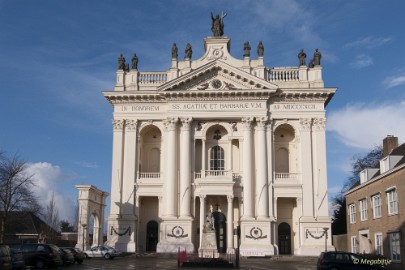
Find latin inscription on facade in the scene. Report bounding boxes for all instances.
[271,103,323,111]
[171,101,265,111]
[119,105,161,112]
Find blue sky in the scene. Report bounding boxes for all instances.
[1,0,404,223]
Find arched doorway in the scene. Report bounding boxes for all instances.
[278,222,291,255]
[146,220,159,252]
[213,212,227,253]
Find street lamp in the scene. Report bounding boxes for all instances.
[82,224,87,251]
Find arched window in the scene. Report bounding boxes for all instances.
[210,146,224,170]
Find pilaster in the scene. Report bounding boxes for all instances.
[299,118,314,217]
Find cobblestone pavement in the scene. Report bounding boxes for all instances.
[49,254,318,270]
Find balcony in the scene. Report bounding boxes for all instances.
[274,172,299,181]
[137,172,161,179]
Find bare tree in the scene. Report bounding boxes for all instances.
[41,192,60,243]
[0,153,41,243]
[332,145,383,235]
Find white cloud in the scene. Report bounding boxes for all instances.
[327,102,405,150]
[344,36,392,49]
[383,73,405,88]
[74,161,99,169]
[350,54,373,69]
[251,0,323,46]
[24,162,77,222]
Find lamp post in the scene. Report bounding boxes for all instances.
[323,227,329,252]
[82,224,87,251]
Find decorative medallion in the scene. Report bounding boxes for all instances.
[167,226,188,239]
[211,79,222,89]
[246,227,267,240]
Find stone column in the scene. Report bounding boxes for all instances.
[163,117,178,217]
[266,120,274,219]
[202,139,206,174]
[199,195,206,249]
[299,118,314,217]
[241,117,254,219]
[122,119,137,216]
[227,195,234,252]
[256,117,269,218]
[227,140,232,171]
[110,119,124,217]
[180,117,192,218]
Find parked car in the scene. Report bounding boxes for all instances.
[11,243,63,269]
[60,247,85,264]
[59,247,75,265]
[84,245,119,259]
[317,251,388,270]
[9,249,25,270]
[0,244,12,270]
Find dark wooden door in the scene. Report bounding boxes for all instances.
[278,222,291,255]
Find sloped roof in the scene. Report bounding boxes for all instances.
[0,211,58,235]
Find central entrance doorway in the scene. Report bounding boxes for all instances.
[146,220,158,252]
[213,211,227,253]
[278,222,291,255]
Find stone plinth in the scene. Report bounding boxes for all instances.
[199,231,219,258]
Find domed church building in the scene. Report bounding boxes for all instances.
[103,14,336,256]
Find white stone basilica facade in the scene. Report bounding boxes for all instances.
[103,30,336,256]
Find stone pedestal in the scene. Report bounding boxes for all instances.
[156,219,194,253]
[199,231,219,258]
[239,220,274,256]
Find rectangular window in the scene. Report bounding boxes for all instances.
[372,194,382,219]
[375,233,383,255]
[387,189,398,215]
[349,204,356,224]
[360,199,368,221]
[389,232,401,262]
[351,236,358,253]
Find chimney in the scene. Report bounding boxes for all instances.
[383,135,398,157]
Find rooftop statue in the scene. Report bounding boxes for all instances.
[132,53,138,70]
[298,49,306,66]
[172,43,178,59]
[184,43,192,59]
[257,41,264,57]
[313,48,322,65]
[243,41,251,57]
[211,11,227,37]
[118,54,126,70]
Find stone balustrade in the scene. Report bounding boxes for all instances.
[138,72,167,85]
[266,67,300,82]
[274,172,299,180]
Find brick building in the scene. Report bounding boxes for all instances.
[346,136,405,269]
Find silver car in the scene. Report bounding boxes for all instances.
[84,246,118,259]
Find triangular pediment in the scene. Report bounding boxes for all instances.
[158,60,278,92]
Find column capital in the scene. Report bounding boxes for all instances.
[256,116,269,130]
[299,118,312,131]
[241,117,254,129]
[227,195,234,203]
[112,119,124,130]
[199,194,206,200]
[125,119,138,131]
[180,117,192,130]
[163,117,178,131]
[312,118,326,131]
